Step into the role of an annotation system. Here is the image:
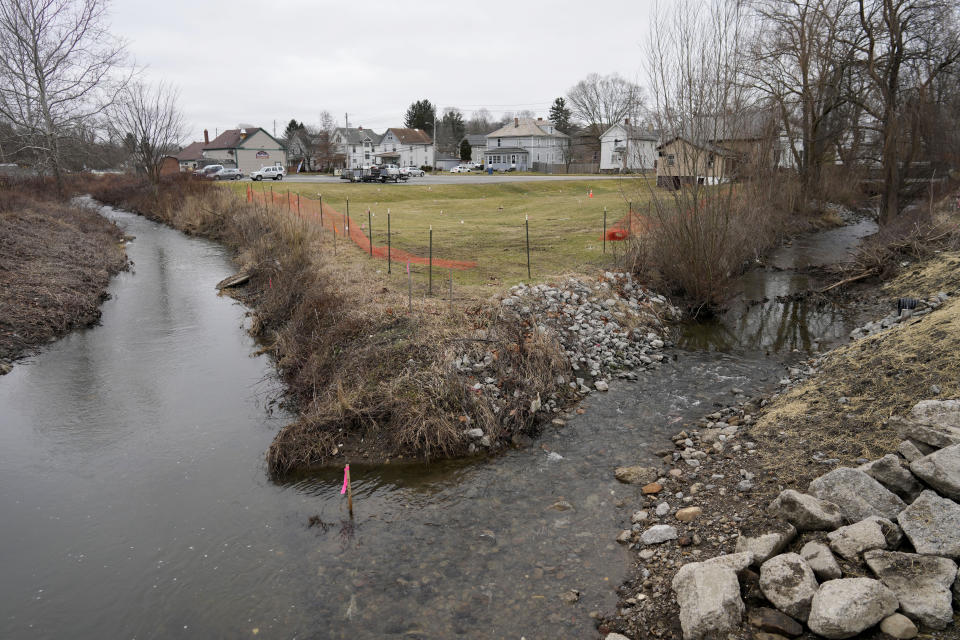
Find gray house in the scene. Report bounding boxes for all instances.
[459,134,488,163]
[331,127,384,168]
[484,117,569,171]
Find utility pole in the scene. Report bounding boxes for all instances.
[345,113,349,129]
[273,119,276,137]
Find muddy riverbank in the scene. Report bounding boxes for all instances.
[0,189,127,370]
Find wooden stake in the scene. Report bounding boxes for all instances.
[368,209,373,256]
[346,465,353,517]
[387,209,392,274]
[407,261,412,313]
[319,194,323,230]
[428,225,433,295]
[603,207,607,254]
[345,198,349,237]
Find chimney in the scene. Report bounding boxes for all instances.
[537,117,542,121]
[514,117,519,127]
[203,129,209,144]
[358,125,363,131]
[239,128,247,140]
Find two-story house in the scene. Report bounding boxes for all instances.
[375,128,434,168]
[483,118,569,171]
[599,120,660,172]
[331,127,384,169]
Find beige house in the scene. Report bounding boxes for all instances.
[655,137,737,189]
[202,128,287,174]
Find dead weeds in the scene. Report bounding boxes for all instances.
[85,175,569,476]
[0,180,127,365]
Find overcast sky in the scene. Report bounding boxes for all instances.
[110,0,654,142]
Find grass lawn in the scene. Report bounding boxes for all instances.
[225,177,655,292]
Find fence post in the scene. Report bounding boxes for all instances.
[367,209,373,256]
[525,214,531,280]
[387,209,391,274]
[428,225,433,296]
[603,207,607,254]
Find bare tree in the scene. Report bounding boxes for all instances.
[566,72,645,136]
[108,80,185,183]
[0,0,128,192]
[746,0,862,206]
[466,108,492,134]
[855,0,960,223]
[633,0,788,312]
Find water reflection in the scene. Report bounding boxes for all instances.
[680,218,878,353]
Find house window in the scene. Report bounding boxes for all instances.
[497,138,501,147]
[352,146,356,153]
[668,154,675,166]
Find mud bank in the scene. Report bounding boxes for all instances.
[0,189,127,371]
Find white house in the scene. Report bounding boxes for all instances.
[484,117,569,171]
[599,120,660,172]
[202,128,287,173]
[375,128,434,168]
[332,127,384,168]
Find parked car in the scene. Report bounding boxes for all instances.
[449,165,471,173]
[212,167,243,181]
[402,166,425,177]
[194,164,223,178]
[250,165,285,181]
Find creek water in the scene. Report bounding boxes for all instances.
[0,204,876,639]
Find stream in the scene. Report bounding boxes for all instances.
[0,203,876,639]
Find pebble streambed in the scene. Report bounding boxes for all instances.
[0,204,875,639]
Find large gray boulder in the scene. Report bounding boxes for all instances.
[768,490,844,531]
[910,444,960,501]
[672,556,746,639]
[864,549,957,629]
[897,490,960,558]
[891,400,960,450]
[759,553,819,621]
[801,541,842,581]
[827,517,901,563]
[858,454,923,501]
[735,521,797,566]
[808,467,905,523]
[807,578,899,639]
[912,399,960,429]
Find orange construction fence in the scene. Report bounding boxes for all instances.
[247,185,477,270]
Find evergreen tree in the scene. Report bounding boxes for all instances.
[403,99,436,136]
[459,138,472,162]
[283,118,306,141]
[548,97,572,133]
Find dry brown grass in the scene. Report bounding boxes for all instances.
[751,255,960,488]
[85,175,569,475]
[0,179,127,363]
[624,177,792,314]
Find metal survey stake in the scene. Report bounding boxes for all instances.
[344,198,349,237]
[368,209,372,256]
[428,225,433,296]
[525,214,531,280]
[387,209,391,274]
[407,261,412,313]
[319,194,323,229]
[603,207,607,254]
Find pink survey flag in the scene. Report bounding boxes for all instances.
[340,464,350,494]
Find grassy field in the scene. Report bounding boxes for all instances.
[225,177,655,291]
